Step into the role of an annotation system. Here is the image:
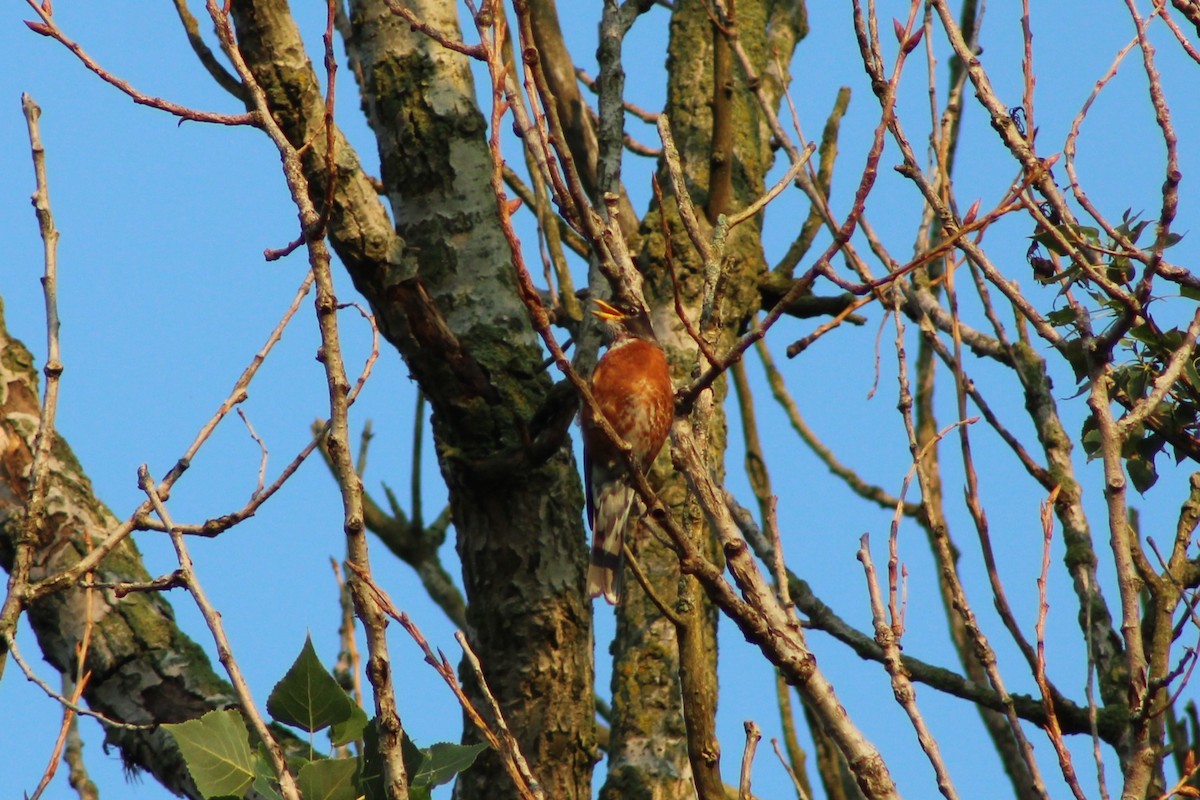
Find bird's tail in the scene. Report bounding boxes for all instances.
[587,482,637,604]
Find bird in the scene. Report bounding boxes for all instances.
[580,297,673,604]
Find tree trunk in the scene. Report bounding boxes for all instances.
[229,1,596,796]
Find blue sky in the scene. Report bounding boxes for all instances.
[2,2,1199,799]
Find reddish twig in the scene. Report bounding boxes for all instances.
[383,0,485,58]
[858,534,959,800]
[347,564,545,800]
[23,2,254,126]
[1033,486,1088,800]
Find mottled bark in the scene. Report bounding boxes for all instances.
[228,1,595,797]
[0,300,235,799]
[600,1,787,798]
[12,0,1200,798]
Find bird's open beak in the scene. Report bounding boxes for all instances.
[591,298,626,321]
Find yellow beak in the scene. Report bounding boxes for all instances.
[591,298,626,321]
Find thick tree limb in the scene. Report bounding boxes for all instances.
[0,304,240,799]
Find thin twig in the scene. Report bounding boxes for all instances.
[23,3,253,126]
[1034,486,1088,800]
[771,738,812,800]
[237,408,268,499]
[26,270,316,598]
[4,634,148,731]
[738,721,762,800]
[348,565,544,800]
[620,539,686,627]
[654,174,722,365]
[61,683,99,800]
[755,332,918,515]
[657,115,715,265]
[411,395,424,533]
[139,465,301,800]
[331,560,363,709]
[203,3,406,793]
[890,277,1049,795]
[29,620,93,799]
[382,0,484,57]
[26,531,98,796]
[0,94,67,681]
[457,631,547,800]
[726,148,814,230]
[858,534,959,800]
[575,67,660,123]
[169,0,247,100]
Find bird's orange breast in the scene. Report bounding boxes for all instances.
[583,339,673,471]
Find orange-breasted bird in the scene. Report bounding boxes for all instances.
[581,298,673,604]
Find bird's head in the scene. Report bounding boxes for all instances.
[592,297,657,342]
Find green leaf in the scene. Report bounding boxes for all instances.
[1033,224,1100,256]
[268,635,360,735]
[357,719,384,800]
[1135,432,1166,463]
[1126,367,1150,402]
[1181,284,1200,302]
[1127,455,1158,494]
[1172,402,1199,432]
[354,721,480,797]
[1036,221,1099,250]
[1032,228,1069,256]
[359,719,424,800]
[1081,416,1103,460]
[1056,263,1085,287]
[296,757,360,800]
[1120,208,1141,228]
[330,700,369,747]
[1106,260,1134,285]
[1060,339,1089,385]
[1181,360,1200,395]
[163,709,255,800]
[1127,324,1158,346]
[1163,231,1185,249]
[251,773,284,800]
[1110,366,1131,397]
[1046,307,1078,327]
[1162,328,1186,351]
[410,742,488,790]
[250,750,284,800]
[1114,212,1148,245]
[1120,423,1146,459]
[402,732,425,778]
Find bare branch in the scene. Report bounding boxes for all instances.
[24,3,254,126]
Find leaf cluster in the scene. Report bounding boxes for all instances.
[164,636,484,800]
[1038,210,1196,493]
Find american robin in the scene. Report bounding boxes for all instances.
[581,298,673,604]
